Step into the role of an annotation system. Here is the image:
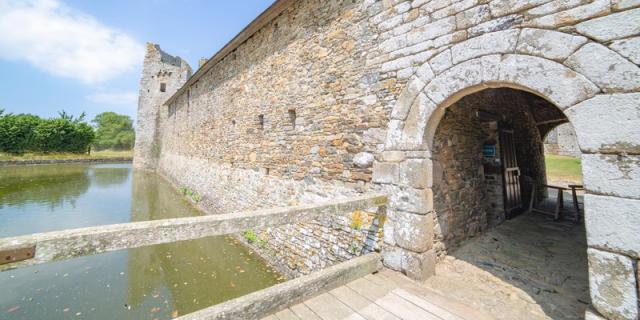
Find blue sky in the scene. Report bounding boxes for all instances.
[0,0,274,122]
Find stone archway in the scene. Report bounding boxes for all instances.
[375,28,640,320]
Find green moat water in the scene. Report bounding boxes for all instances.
[0,163,283,319]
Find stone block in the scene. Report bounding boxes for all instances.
[610,37,640,65]
[372,162,399,184]
[425,58,483,105]
[382,247,403,271]
[393,211,434,253]
[585,194,640,258]
[612,0,640,10]
[353,152,375,168]
[406,16,457,46]
[526,0,611,28]
[566,93,640,154]
[451,29,519,64]
[381,151,406,162]
[455,5,491,30]
[516,28,587,61]
[467,14,523,37]
[391,187,434,214]
[588,248,638,320]
[582,154,640,200]
[498,54,600,109]
[391,76,426,120]
[402,249,436,281]
[488,0,548,17]
[585,308,608,320]
[576,9,640,42]
[566,43,640,93]
[383,220,396,246]
[391,93,437,151]
[398,158,432,189]
[415,62,435,84]
[429,49,452,74]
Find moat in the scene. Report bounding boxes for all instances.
[0,163,283,320]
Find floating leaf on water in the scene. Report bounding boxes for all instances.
[171,310,179,318]
[6,305,20,313]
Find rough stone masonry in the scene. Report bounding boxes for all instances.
[135,1,640,319]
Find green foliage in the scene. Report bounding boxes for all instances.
[0,110,94,154]
[243,230,258,244]
[180,186,202,203]
[0,113,40,153]
[91,112,135,151]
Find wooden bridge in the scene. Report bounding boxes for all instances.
[0,193,493,319]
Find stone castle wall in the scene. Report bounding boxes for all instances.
[430,89,548,259]
[134,44,192,170]
[544,123,581,157]
[138,0,640,318]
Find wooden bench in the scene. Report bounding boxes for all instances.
[528,183,583,221]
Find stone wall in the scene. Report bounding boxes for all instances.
[430,88,549,259]
[544,123,581,157]
[134,44,192,170]
[431,101,487,259]
[137,0,640,318]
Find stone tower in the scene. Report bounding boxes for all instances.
[134,43,191,170]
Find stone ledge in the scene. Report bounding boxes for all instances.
[176,253,382,320]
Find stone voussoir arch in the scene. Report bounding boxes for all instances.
[374,26,640,278]
[373,26,629,263]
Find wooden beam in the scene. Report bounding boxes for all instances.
[536,118,567,126]
[0,193,387,271]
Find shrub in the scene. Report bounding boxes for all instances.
[0,109,94,154]
[0,112,41,153]
[243,230,258,244]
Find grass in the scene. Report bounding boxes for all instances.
[545,154,582,183]
[0,150,133,161]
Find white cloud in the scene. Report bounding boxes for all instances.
[86,91,138,106]
[0,0,145,84]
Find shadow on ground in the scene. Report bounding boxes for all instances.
[423,199,589,320]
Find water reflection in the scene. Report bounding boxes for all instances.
[0,163,283,319]
[0,163,132,237]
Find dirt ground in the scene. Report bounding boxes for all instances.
[422,211,589,320]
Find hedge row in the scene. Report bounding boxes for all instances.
[0,110,95,154]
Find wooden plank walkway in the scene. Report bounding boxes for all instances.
[262,269,496,320]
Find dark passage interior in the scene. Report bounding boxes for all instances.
[425,88,589,320]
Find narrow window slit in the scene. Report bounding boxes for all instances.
[288,109,296,129]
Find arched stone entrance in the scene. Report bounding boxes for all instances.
[375,28,640,320]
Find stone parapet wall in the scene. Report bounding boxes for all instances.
[157,153,385,277]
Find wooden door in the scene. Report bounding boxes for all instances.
[500,127,522,218]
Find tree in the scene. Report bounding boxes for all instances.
[91,112,135,150]
[0,112,41,153]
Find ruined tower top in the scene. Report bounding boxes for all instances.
[133,43,192,170]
